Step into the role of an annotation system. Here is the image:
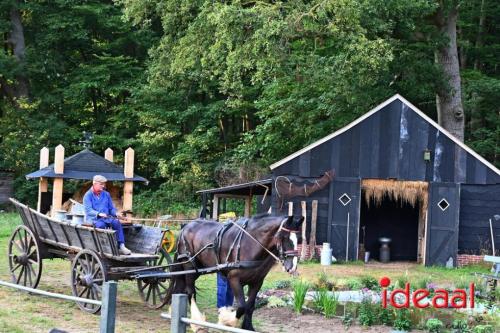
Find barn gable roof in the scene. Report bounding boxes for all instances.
[270,94,500,177]
[25,149,148,183]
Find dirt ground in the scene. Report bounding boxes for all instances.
[254,307,423,333]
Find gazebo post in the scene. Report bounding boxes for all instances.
[212,194,219,220]
[37,147,49,212]
[123,148,134,216]
[244,195,252,217]
[105,148,114,162]
[51,144,65,216]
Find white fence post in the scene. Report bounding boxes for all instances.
[100,281,117,333]
[171,294,188,333]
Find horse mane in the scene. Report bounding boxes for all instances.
[250,212,271,220]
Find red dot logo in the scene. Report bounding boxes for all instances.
[380,276,391,288]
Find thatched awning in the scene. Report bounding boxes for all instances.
[362,179,428,208]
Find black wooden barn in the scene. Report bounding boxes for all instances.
[269,94,500,266]
[199,94,500,267]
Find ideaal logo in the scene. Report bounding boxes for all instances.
[379,277,474,309]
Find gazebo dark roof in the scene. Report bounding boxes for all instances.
[25,149,148,183]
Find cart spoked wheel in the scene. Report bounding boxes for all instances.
[8,225,43,288]
[137,260,171,309]
[71,249,107,314]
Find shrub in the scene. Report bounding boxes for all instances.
[274,280,291,289]
[415,276,432,290]
[266,296,287,308]
[451,319,470,333]
[393,309,412,331]
[360,275,379,290]
[314,271,335,291]
[378,307,393,326]
[455,276,469,290]
[342,312,354,329]
[313,289,338,318]
[472,325,494,333]
[358,300,376,326]
[312,288,327,311]
[426,318,444,333]
[292,280,309,313]
[346,278,362,290]
[396,275,409,289]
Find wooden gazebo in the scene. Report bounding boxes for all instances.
[26,145,148,216]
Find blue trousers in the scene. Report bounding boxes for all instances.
[94,217,125,245]
[217,272,234,308]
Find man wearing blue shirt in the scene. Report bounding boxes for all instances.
[83,175,131,255]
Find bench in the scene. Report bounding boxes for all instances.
[473,255,499,309]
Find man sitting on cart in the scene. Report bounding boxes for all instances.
[83,175,132,255]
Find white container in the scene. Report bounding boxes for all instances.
[321,243,333,266]
[72,214,84,225]
[54,210,67,221]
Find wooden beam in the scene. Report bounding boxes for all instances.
[123,148,134,213]
[51,145,64,215]
[244,195,252,217]
[212,195,219,220]
[300,201,308,261]
[37,147,49,212]
[104,148,114,162]
[308,200,318,260]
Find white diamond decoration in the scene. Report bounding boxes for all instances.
[438,198,450,211]
[339,193,351,206]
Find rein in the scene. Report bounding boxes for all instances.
[228,218,296,264]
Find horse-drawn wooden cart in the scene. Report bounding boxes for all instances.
[8,198,175,313]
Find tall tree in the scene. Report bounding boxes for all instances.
[0,0,29,106]
[433,0,465,141]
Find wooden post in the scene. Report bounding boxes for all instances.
[300,201,308,261]
[171,294,188,333]
[288,202,293,217]
[123,148,134,214]
[100,281,117,333]
[51,145,64,216]
[212,195,219,220]
[309,200,318,260]
[104,148,114,162]
[37,147,49,212]
[244,195,252,217]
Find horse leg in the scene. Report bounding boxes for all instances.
[240,280,263,331]
[228,277,246,320]
[185,273,198,301]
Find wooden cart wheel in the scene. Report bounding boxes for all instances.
[71,249,107,314]
[162,230,176,253]
[8,225,43,288]
[137,258,171,309]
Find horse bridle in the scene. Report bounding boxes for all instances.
[274,221,300,263]
[228,218,300,265]
[274,228,299,263]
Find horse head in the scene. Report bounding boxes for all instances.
[275,215,304,274]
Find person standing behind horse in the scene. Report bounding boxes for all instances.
[83,175,131,255]
[216,212,235,309]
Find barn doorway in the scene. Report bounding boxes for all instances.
[359,179,428,263]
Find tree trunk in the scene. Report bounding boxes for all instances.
[8,4,29,100]
[1,3,29,106]
[434,3,464,142]
[474,0,486,70]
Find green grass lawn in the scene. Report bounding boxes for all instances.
[0,211,497,332]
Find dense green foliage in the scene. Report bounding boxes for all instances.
[1,0,499,214]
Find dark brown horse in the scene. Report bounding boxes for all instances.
[165,214,304,331]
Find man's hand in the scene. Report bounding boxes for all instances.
[98,213,108,218]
